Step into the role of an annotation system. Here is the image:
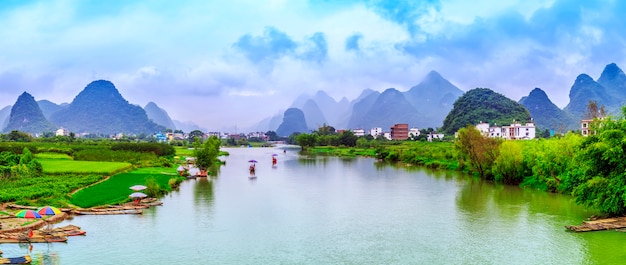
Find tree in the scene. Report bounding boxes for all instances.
[317,124,336,135]
[188,130,204,142]
[265,131,279,141]
[570,107,626,215]
[296,133,318,150]
[584,100,607,119]
[193,136,221,172]
[338,131,358,147]
[454,125,500,179]
[5,131,33,142]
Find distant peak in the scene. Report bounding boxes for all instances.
[599,62,625,81]
[425,70,443,79]
[528,87,548,98]
[575,74,594,83]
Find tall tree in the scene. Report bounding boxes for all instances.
[454,125,501,179]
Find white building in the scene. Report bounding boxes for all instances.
[383,132,392,140]
[409,128,420,138]
[370,127,383,138]
[353,128,365,137]
[55,127,68,136]
[476,121,535,140]
[427,133,445,142]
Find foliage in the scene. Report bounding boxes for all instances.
[110,142,175,156]
[492,141,527,184]
[454,125,501,179]
[193,136,221,171]
[569,110,626,216]
[0,174,104,206]
[296,133,319,150]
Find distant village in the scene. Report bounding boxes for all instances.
[49,118,596,143]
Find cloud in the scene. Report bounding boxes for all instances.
[345,33,363,51]
[298,32,328,63]
[232,26,298,63]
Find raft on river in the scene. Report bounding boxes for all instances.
[0,255,31,264]
[566,216,626,232]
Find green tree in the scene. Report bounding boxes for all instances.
[338,131,358,147]
[492,141,527,184]
[569,109,626,215]
[454,125,500,179]
[188,130,204,142]
[193,136,221,172]
[296,133,319,150]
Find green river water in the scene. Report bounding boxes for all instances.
[1,147,624,264]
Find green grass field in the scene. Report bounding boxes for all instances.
[40,160,133,174]
[70,167,180,208]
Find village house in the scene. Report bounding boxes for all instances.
[390,123,409,140]
[352,129,366,137]
[476,120,536,140]
[370,127,382,138]
[427,132,445,142]
[409,127,420,138]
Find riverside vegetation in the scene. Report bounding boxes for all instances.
[0,135,222,209]
[297,108,626,217]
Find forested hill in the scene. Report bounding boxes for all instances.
[4,92,56,134]
[441,88,532,134]
[50,80,164,135]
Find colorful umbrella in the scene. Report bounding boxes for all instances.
[15,209,42,219]
[129,185,147,191]
[37,206,62,216]
[129,192,148,198]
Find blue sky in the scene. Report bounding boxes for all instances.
[1,0,625,131]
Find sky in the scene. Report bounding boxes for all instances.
[1,0,626,131]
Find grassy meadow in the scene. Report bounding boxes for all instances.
[70,167,182,208]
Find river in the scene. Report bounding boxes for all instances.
[0,147,623,264]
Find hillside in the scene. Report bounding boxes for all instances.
[144,102,176,130]
[50,80,164,135]
[519,88,578,131]
[441,88,531,134]
[4,92,57,134]
[276,108,308,136]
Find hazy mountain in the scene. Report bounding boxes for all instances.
[301,99,327,130]
[50,80,164,135]
[144,102,176,130]
[563,74,616,120]
[276,108,308,137]
[4,92,57,134]
[519,88,578,131]
[37,100,66,120]
[597,62,626,109]
[0,105,11,129]
[311,91,340,126]
[173,120,206,133]
[354,88,421,130]
[441,88,532,134]
[404,70,464,127]
[347,90,381,129]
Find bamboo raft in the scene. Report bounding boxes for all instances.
[566,217,626,232]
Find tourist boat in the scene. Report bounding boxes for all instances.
[0,255,31,264]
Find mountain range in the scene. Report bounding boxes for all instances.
[3,63,626,136]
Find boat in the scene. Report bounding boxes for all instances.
[0,255,31,264]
